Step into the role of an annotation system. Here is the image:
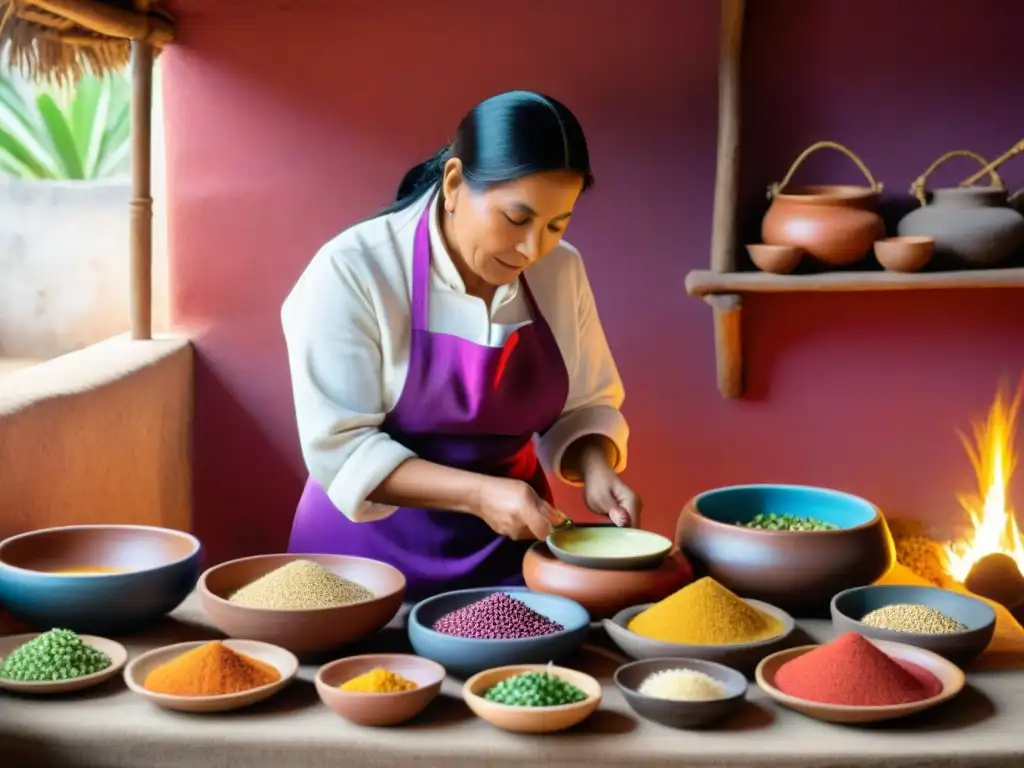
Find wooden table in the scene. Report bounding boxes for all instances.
[2,584,1023,768]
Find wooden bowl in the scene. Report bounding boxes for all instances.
[523,542,692,619]
[123,639,298,713]
[830,585,996,667]
[407,587,590,679]
[874,236,934,272]
[315,653,445,726]
[462,664,602,733]
[0,525,201,634]
[603,601,795,675]
[676,484,895,615]
[755,639,965,724]
[746,244,803,274]
[198,554,406,657]
[0,633,128,694]
[614,657,747,728]
[547,525,672,570]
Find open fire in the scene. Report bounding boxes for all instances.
[942,381,1024,595]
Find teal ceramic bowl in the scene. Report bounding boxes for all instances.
[0,525,202,635]
[677,484,895,615]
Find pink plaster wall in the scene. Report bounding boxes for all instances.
[163,0,1024,564]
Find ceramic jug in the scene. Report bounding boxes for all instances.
[762,141,885,267]
[898,150,1024,268]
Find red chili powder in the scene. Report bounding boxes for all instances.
[774,632,942,706]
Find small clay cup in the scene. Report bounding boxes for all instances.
[315,653,445,726]
[746,244,803,274]
[462,664,602,733]
[874,236,934,272]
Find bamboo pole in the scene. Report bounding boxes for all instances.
[26,0,173,44]
[709,0,744,273]
[129,39,153,340]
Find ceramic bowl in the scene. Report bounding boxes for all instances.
[746,243,803,274]
[523,542,693,619]
[547,525,673,570]
[123,639,298,713]
[874,236,934,272]
[603,600,795,674]
[676,484,895,615]
[755,638,965,724]
[0,525,201,634]
[830,584,996,667]
[462,664,602,733]
[315,653,446,726]
[614,657,747,728]
[407,587,590,678]
[198,554,406,657]
[0,633,128,694]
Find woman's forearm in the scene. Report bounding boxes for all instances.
[368,458,485,514]
[561,435,617,481]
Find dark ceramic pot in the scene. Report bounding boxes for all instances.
[675,485,895,617]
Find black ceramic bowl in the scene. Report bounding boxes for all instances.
[830,584,996,666]
[614,657,748,728]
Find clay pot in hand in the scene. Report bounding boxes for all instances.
[898,150,1024,268]
[762,141,885,267]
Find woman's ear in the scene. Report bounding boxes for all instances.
[441,157,464,214]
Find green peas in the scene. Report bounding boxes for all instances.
[0,629,112,682]
[740,513,837,532]
[483,670,587,707]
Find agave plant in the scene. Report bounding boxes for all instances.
[0,71,131,180]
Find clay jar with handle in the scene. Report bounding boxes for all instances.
[762,140,885,267]
[897,149,1024,268]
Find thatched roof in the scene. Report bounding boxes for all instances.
[0,0,174,82]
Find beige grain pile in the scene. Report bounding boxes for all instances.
[637,668,727,701]
[228,560,374,610]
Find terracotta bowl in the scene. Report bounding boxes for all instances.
[746,244,803,274]
[315,653,445,726]
[874,236,934,272]
[523,542,693,619]
[123,639,298,713]
[755,638,965,724]
[462,664,602,733]
[198,554,406,657]
[676,484,895,616]
[0,633,128,694]
[603,600,796,675]
[614,657,748,728]
[830,585,996,667]
[0,525,201,634]
[407,587,590,678]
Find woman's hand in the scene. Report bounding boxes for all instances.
[574,438,642,527]
[474,477,563,541]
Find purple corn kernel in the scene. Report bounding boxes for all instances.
[431,592,565,639]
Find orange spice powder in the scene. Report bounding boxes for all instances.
[143,641,280,697]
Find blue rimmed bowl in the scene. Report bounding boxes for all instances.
[0,525,201,635]
[407,587,590,678]
[676,484,895,615]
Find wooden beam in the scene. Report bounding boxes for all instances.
[685,268,1024,297]
[708,294,743,398]
[129,39,153,340]
[28,0,174,44]
[709,0,744,273]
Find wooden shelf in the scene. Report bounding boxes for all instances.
[685,267,1024,297]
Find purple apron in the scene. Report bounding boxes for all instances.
[287,202,570,601]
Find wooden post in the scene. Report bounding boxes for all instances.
[708,0,745,397]
[129,40,153,340]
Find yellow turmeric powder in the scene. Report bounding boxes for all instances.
[340,667,418,693]
[144,641,281,696]
[628,577,782,645]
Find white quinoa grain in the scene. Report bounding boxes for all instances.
[228,560,374,609]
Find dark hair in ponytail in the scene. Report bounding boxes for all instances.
[378,90,593,216]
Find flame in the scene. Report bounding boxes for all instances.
[942,380,1024,583]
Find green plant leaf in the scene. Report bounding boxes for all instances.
[35,93,84,179]
[0,125,55,179]
[70,76,103,173]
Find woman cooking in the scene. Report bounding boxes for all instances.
[282,90,641,601]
